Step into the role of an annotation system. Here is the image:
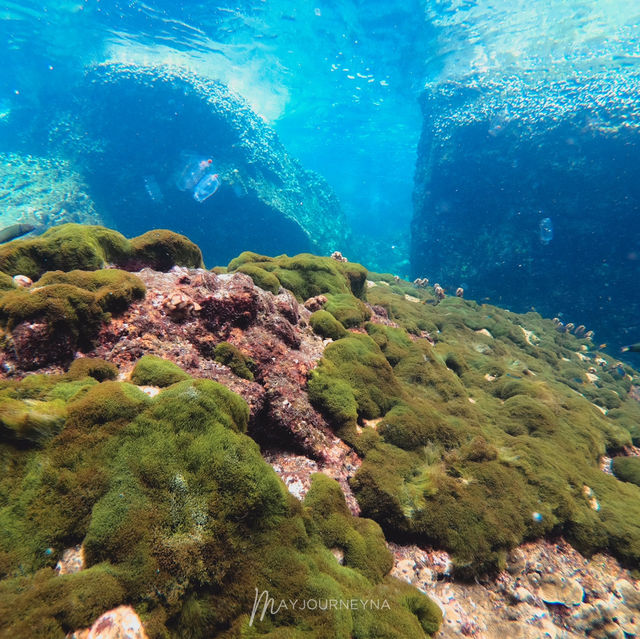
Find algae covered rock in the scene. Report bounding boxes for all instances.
[128,229,203,271]
[308,334,403,442]
[0,396,66,444]
[0,224,130,280]
[309,309,348,340]
[0,269,145,366]
[228,251,367,301]
[212,342,255,381]
[130,355,190,388]
[612,456,640,487]
[305,270,640,576]
[0,224,204,280]
[0,369,440,638]
[66,358,118,382]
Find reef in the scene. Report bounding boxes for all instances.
[2,224,640,637]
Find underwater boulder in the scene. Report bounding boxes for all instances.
[411,75,640,353]
[38,63,349,265]
[0,152,102,231]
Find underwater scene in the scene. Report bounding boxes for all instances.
[1,1,640,638]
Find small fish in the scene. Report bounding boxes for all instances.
[621,343,640,353]
[0,223,35,243]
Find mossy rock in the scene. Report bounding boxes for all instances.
[66,381,150,429]
[129,229,204,271]
[130,355,190,387]
[233,262,281,294]
[228,252,368,301]
[304,473,393,583]
[0,397,66,444]
[366,323,414,367]
[0,373,440,637]
[0,224,131,280]
[324,293,371,328]
[309,310,347,340]
[308,335,403,437]
[66,358,118,382]
[0,273,15,291]
[377,401,449,451]
[612,457,640,487]
[0,224,205,280]
[213,342,255,381]
[0,269,145,351]
[36,270,146,315]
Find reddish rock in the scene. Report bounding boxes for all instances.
[303,294,328,312]
[10,321,75,369]
[0,266,339,461]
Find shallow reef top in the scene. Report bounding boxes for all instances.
[0,223,639,637]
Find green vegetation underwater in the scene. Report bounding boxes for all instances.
[1,2,640,638]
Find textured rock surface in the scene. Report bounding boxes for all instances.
[0,152,101,229]
[0,265,350,464]
[71,606,149,639]
[411,79,640,355]
[29,63,350,264]
[391,538,640,639]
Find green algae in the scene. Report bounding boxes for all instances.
[324,293,371,328]
[0,224,131,280]
[0,369,439,638]
[305,274,640,576]
[309,310,347,341]
[213,342,255,381]
[0,397,66,444]
[130,355,190,387]
[0,269,145,353]
[129,229,204,271]
[228,252,367,301]
[66,358,118,382]
[0,224,204,280]
[308,334,403,444]
[612,456,640,487]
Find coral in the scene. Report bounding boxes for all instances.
[213,342,255,381]
[162,290,201,320]
[130,355,190,387]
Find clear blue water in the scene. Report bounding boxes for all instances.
[1,0,640,357]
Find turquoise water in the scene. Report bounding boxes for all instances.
[1,0,640,355]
